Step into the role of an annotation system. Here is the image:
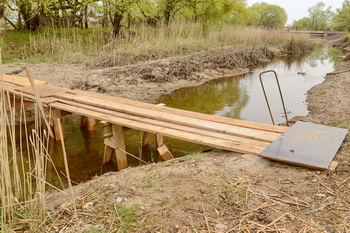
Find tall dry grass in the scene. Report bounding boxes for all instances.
[24,23,310,66]
[0,53,74,231]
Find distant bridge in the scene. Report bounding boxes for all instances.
[288,30,342,37]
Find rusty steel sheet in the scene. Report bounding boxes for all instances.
[260,121,348,170]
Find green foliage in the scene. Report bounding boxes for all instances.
[308,2,333,31]
[247,2,287,28]
[332,6,350,31]
[292,2,333,31]
[291,17,311,30]
[117,205,140,232]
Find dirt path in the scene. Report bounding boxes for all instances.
[37,44,350,232]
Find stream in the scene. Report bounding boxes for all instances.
[35,44,344,187]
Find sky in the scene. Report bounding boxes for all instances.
[247,0,343,25]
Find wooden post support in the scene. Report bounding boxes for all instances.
[87,118,96,131]
[103,145,114,164]
[80,116,88,128]
[52,109,64,141]
[112,124,128,170]
[142,132,152,147]
[156,134,164,148]
[157,144,174,161]
[80,116,96,131]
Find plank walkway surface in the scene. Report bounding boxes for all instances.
[1,74,288,156]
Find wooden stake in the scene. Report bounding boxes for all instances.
[87,117,96,131]
[52,108,64,141]
[112,124,128,170]
[142,132,152,147]
[103,145,114,163]
[156,134,164,148]
[80,116,88,128]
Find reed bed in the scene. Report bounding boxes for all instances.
[1,23,310,66]
[0,56,74,230]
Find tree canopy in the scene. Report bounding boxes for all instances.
[247,2,287,28]
[1,0,291,33]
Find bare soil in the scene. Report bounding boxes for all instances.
[4,43,349,232]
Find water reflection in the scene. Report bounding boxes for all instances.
[157,44,341,125]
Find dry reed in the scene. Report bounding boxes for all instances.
[0,50,69,231]
[24,23,310,66]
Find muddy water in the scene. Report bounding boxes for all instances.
[39,45,343,187]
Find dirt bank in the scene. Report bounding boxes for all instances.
[38,42,350,232]
[3,47,279,103]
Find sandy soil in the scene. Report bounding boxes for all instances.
[4,43,349,232]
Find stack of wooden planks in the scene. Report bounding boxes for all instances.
[1,74,288,157]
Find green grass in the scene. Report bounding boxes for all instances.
[116,205,140,232]
[184,151,204,162]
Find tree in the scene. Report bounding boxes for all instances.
[307,2,333,31]
[332,6,350,31]
[291,17,311,30]
[182,0,248,25]
[247,2,287,28]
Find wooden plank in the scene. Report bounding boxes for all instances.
[112,124,128,170]
[157,145,174,161]
[53,93,281,142]
[1,74,47,87]
[49,102,265,155]
[55,99,270,148]
[68,89,288,134]
[15,84,68,98]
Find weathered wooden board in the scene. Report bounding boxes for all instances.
[53,93,281,142]
[55,99,271,148]
[49,102,265,155]
[68,89,288,134]
[16,84,68,98]
[1,74,47,87]
[260,121,348,170]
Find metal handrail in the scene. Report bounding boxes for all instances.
[259,70,289,126]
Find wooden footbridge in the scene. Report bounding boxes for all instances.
[1,74,289,170]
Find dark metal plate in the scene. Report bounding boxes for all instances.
[260,121,348,170]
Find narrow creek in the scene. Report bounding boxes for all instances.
[38,44,344,187]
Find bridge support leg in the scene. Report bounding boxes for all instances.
[52,109,64,141]
[103,145,114,164]
[112,125,128,170]
[80,116,96,131]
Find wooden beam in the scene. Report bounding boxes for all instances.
[52,109,64,141]
[112,124,128,170]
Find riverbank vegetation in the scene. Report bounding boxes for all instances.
[0,25,310,66]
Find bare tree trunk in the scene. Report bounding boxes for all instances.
[84,6,89,29]
[113,13,123,37]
